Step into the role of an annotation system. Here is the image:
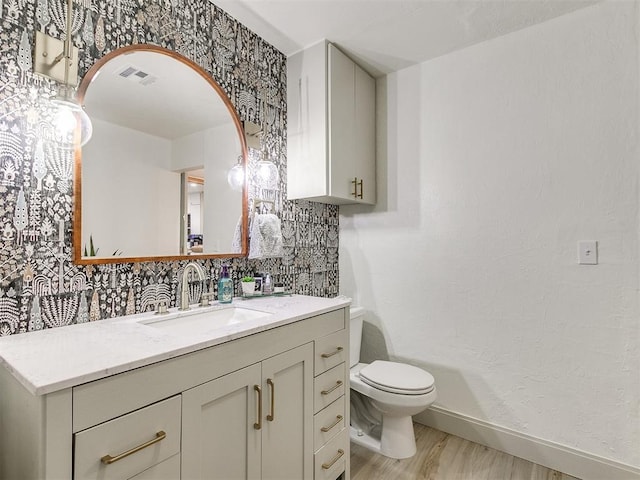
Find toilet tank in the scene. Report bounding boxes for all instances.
[349,306,365,368]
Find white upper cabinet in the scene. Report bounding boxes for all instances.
[287,41,376,205]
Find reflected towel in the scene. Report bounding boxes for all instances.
[249,213,284,259]
[231,216,242,253]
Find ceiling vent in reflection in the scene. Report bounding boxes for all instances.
[116,65,158,86]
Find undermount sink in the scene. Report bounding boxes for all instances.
[139,306,272,335]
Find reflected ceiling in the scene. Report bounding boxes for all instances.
[86,51,232,139]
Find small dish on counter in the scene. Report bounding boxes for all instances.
[239,291,292,299]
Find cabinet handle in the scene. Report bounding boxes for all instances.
[321,449,345,470]
[100,431,166,465]
[321,346,343,359]
[254,385,262,430]
[267,378,275,421]
[320,415,343,433]
[351,178,364,199]
[321,380,343,396]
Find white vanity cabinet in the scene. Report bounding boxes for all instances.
[182,343,314,479]
[287,40,376,205]
[0,301,350,480]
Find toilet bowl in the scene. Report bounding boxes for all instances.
[349,307,437,459]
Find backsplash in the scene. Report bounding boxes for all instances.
[0,0,339,335]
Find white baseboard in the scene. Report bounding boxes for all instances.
[414,406,640,480]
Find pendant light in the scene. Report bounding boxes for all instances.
[33,0,92,147]
[257,150,279,190]
[227,155,245,191]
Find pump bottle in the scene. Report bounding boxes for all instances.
[218,265,233,304]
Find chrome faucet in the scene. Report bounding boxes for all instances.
[179,262,206,310]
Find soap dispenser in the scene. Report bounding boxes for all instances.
[262,273,273,295]
[218,265,233,304]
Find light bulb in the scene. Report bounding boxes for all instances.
[227,163,245,191]
[54,107,76,136]
[52,97,93,147]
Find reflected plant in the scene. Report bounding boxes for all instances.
[83,234,98,256]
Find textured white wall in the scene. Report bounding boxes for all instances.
[340,1,640,467]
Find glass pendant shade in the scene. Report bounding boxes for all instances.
[257,159,279,190]
[52,96,93,147]
[227,158,245,191]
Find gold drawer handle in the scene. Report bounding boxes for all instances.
[320,347,343,359]
[267,378,275,422]
[321,449,345,470]
[320,415,343,433]
[254,385,262,430]
[101,431,166,465]
[321,380,343,396]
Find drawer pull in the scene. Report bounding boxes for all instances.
[267,378,275,422]
[100,431,166,465]
[320,347,343,359]
[321,449,345,470]
[254,385,262,430]
[321,380,343,396]
[320,415,343,433]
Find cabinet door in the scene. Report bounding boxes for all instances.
[182,363,262,480]
[261,343,314,480]
[354,63,376,205]
[287,40,328,200]
[328,43,356,201]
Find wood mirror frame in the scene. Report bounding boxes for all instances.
[73,45,248,265]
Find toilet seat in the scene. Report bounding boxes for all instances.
[358,360,435,395]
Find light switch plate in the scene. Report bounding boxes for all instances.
[578,240,598,265]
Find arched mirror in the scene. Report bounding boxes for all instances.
[73,45,248,264]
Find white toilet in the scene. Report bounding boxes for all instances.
[349,307,437,459]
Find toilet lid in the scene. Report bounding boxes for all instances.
[358,360,435,395]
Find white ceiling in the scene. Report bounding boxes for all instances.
[213,0,598,77]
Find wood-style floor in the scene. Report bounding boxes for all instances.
[350,423,580,480]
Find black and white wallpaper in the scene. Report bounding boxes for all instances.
[0,0,339,336]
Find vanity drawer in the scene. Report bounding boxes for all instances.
[314,427,348,480]
[314,363,345,413]
[314,395,346,451]
[74,395,181,480]
[315,329,348,376]
[129,453,180,480]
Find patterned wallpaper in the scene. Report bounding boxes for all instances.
[0,0,339,336]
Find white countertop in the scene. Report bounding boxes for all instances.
[0,294,351,396]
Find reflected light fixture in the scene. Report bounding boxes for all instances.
[227,155,245,191]
[257,150,279,190]
[33,0,92,147]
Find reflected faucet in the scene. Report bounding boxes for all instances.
[180,262,206,310]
